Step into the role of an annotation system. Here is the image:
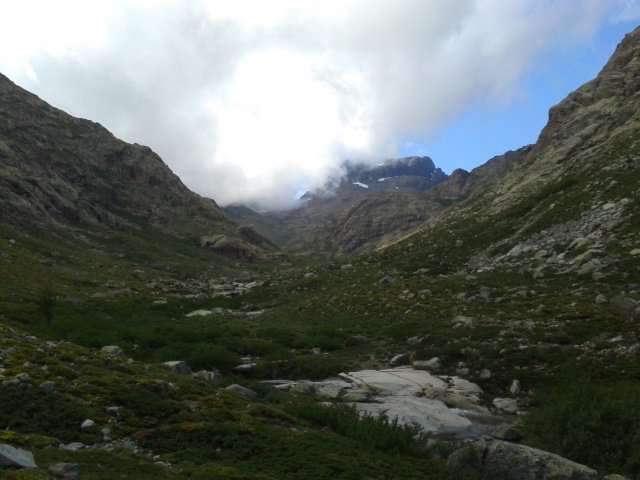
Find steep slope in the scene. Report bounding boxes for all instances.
[0,73,281,268]
[377,26,640,281]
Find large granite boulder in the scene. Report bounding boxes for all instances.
[0,443,38,469]
[448,439,597,480]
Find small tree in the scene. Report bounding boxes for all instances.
[37,286,57,327]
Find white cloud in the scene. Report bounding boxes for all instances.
[0,0,638,209]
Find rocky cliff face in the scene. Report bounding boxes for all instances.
[391,25,640,277]
[475,26,640,218]
[0,73,279,262]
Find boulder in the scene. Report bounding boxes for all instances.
[611,295,639,316]
[509,380,522,395]
[423,386,489,414]
[193,370,222,384]
[452,315,474,327]
[290,381,316,394]
[0,443,38,469]
[568,237,593,251]
[225,384,257,399]
[100,345,125,357]
[448,439,597,480]
[80,419,96,429]
[48,462,80,480]
[389,353,410,367]
[40,381,56,393]
[493,398,519,414]
[315,384,347,399]
[413,357,441,371]
[161,361,192,375]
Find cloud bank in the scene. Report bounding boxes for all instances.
[0,0,637,209]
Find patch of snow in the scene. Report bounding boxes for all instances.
[353,182,369,188]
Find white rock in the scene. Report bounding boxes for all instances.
[100,346,125,357]
[81,419,96,429]
[186,309,212,317]
[350,396,471,433]
[493,398,519,414]
[509,380,521,395]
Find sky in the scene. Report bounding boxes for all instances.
[0,1,639,210]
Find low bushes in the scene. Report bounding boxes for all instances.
[523,378,640,478]
[294,402,426,456]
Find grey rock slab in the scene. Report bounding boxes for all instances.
[339,367,449,396]
[0,443,37,469]
[350,396,472,433]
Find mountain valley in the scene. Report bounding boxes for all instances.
[0,26,639,480]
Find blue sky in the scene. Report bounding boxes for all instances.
[403,20,638,173]
[0,1,639,209]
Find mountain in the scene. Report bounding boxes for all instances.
[339,155,447,189]
[223,155,449,254]
[293,147,527,257]
[0,73,282,265]
[0,26,639,480]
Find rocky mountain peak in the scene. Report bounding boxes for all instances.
[342,156,446,185]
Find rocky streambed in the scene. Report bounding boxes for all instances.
[266,366,516,441]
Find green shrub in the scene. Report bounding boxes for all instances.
[109,384,180,420]
[295,402,426,456]
[187,344,242,374]
[0,387,98,443]
[523,379,640,478]
[253,354,352,381]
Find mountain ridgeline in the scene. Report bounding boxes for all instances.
[0,72,281,265]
